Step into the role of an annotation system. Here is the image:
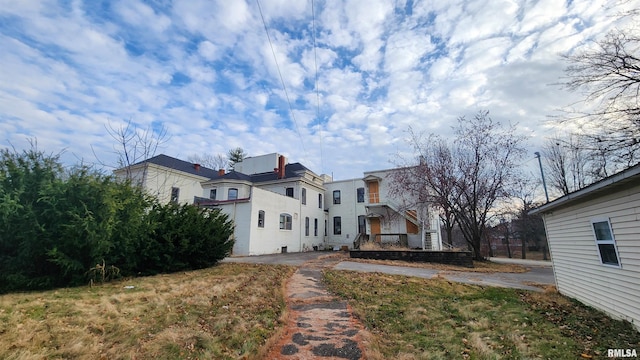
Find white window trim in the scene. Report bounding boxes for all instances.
[590,217,622,268]
[280,213,292,230]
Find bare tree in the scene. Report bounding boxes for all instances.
[95,120,168,181]
[543,135,590,196]
[187,153,227,170]
[394,111,527,260]
[390,133,459,248]
[560,24,640,173]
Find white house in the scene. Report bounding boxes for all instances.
[530,163,640,331]
[115,153,441,256]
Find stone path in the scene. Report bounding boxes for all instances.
[265,257,367,360]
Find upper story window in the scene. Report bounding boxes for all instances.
[357,187,365,203]
[170,187,180,203]
[228,188,238,200]
[591,218,621,267]
[280,213,292,230]
[258,210,265,228]
[318,194,323,209]
[333,190,341,204]
[286,187,294,198]
[301,188,307,205]
[209,189,217,200]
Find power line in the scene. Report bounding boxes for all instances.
[255,0,307,158]
[311,0,324,174]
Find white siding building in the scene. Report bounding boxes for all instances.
[116,153,441,256]
[531,164,640,331]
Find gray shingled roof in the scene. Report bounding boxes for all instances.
[135,154,221,179]
[134,154,312,183]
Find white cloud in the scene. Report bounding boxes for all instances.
[114,0,171,33]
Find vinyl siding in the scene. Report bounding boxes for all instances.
[542,184,640,330]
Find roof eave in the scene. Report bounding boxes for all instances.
[530,164,640,215]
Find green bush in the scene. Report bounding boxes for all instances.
[0,147,235,293]
[138,203,235,274]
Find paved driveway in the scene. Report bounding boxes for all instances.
[334,262,554,291]
[223,252,555,291]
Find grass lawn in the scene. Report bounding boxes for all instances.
[0,263,295,360]
[323,270,640,360]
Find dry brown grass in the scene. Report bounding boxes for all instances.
[324,270,640,360]
[0,263,295,360]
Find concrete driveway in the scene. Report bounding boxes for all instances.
[223,252,555,292]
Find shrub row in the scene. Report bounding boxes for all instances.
[0,148,234,293]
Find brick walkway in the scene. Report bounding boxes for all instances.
[265,257,367,359]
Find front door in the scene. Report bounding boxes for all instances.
[369,217,381,242]
[358,215,366,234]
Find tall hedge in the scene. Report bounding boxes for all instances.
[0,147,235,293]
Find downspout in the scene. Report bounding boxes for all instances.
[421,217,426,250]
[353,179,357,247]
[299,182,303,252]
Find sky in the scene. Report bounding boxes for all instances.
[1,0,639,185]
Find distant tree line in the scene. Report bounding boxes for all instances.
[0,146,234,293]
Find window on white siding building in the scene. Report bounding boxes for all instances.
[357,187,365,203]
[302,188,307,205]
[333,216,341,235]
[305,217,310,236]
[286,187,294,197]
[314,218,318,236]
[280,213,292,230]
[333,190,341,204]
[258,210,265,228]
[318,194,323,209]
[209,188,217,200]
[591,218,621,267]
[228,188,238,200]
[170,187,180,203]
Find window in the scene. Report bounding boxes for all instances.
[258,210,265,228]
[333,190,341,204]
[357,187,365,203]
[209,189,217,200]
[286,187,294,197]
[319,194,323,209]
[228,188,238,200]
[591,219,620,267]
[279,213,292,230]
[333,216,341,235]
[170,187,180,203]
[314,218,318,236]
[301,188,307,205]
[305,217,310,236]
[358,215,366,234]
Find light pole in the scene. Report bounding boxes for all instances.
[534,152,549,203]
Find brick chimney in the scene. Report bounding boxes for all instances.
[218,169,225,176]
[194,163,201,172]
[277,155,286,179]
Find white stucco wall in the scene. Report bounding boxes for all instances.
[324,179,367,248]
[118,163,208,204]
